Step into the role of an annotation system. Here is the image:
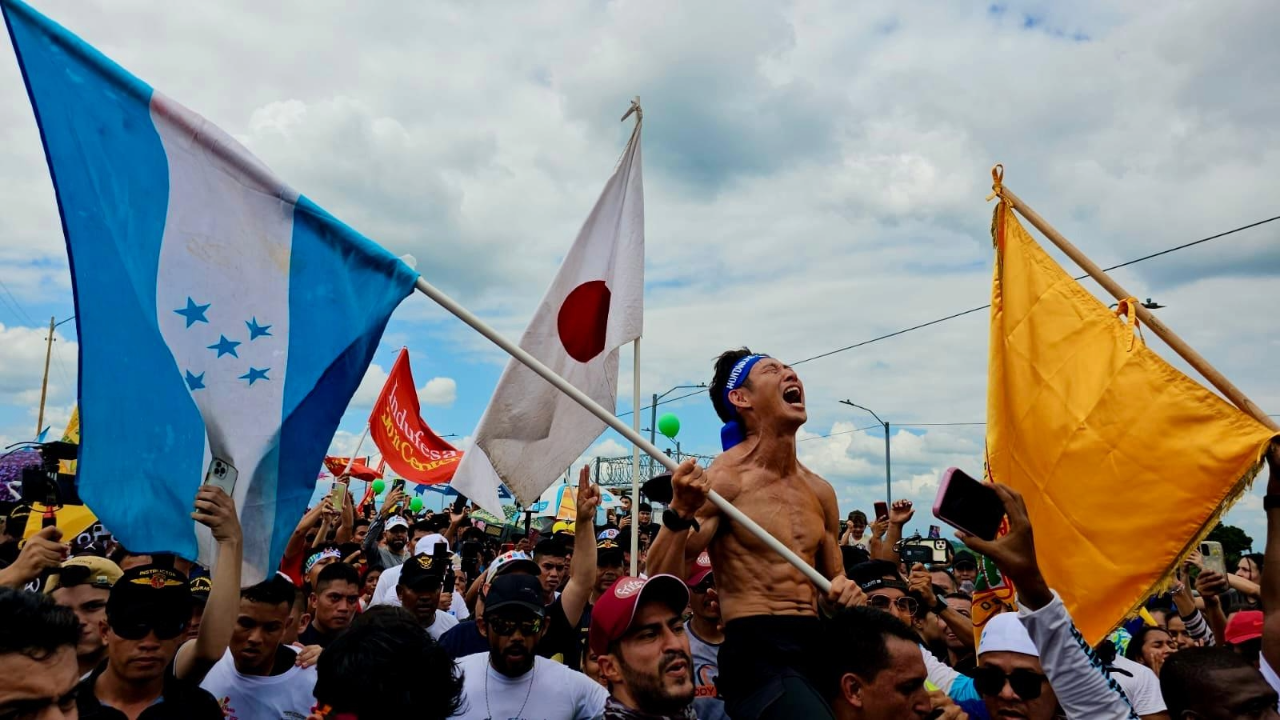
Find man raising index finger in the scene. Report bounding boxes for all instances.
[647,348,860,720]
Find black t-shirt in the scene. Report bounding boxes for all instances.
[297,622,340,649]
[439,620,489,659]
[538,597,591,670]
[77,662,223,719]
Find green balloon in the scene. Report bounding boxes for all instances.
[657,413,681,440]
[372,479,386,495]
[409,497,424,513]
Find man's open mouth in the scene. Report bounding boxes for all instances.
[782,385,804,406]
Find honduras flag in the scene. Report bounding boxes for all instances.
[3,0,418,581]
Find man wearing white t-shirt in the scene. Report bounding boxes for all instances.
[200,577,316,719]
[453,574,605,720]
[370,535,464,609]
[398,552,459,641]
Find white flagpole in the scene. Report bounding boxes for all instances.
[630,338,641,576]
[412,275,833,593]
[339,424,370,478]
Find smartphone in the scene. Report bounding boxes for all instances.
[932,467,1004,541]
[900,537,953,565]
[330,480,347,513]
[1199,541,1227,577]
[874,501,889,521]
[203,458,238,497]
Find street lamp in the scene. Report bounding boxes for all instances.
[839,400,892,507]
[649,383,708,446]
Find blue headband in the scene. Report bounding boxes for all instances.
[720,354,768,451]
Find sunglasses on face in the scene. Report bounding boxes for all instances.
[868,595,918,615]
[485,615,543,636]
[110,615,188,641]
[691,580,715,594]
[972,665,1048,701]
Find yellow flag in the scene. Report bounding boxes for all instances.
[23,502,98,542]
[986,201,1276,644]
[58,406,79,475]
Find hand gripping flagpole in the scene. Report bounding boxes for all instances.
[412,274,834,593]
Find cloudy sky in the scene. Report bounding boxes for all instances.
[2,0,1278,545]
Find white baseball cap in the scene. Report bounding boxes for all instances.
[386,516,409,531]
[978,612,1039,658]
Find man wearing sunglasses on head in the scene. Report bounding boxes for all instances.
[453,573,606,720]
[963,484,1138,720]
[76,484,241,719]
[76,565,223,718]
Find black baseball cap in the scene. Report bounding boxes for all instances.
[189,575,212,605]
[484,574,545,618]
[399,553,447,590]
[107,565,191,624]
[597,539,625,566]
[952,549,978,569]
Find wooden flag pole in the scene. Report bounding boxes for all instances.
[994,170,1279,432]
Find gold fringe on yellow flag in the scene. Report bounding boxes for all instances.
[986,198,1276,644]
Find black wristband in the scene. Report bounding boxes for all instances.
[662,508,700,533]
[1265,494,1280,511]
[933,597,949,615]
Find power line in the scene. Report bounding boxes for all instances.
[799,423,882,442]
[790,213,1280,367]
[619,214,1280,421]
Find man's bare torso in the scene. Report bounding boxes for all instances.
[701,446,839,622]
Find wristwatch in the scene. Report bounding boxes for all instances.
[663,508,701,533]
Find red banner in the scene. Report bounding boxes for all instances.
[323,456,383,481]
[368,348,463,485]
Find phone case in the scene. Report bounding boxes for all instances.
[932,468,956,519]
[203,458,238,497]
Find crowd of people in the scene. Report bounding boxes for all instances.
[2,347,1279,719]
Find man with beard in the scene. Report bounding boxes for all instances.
[361,502,412,570]
[299,562,360,648]
[684,552,726,720]
[590,574,697,720]
[648,349,863,719]
[47,555,123,678]
[396,552,459,640]
[454,574,606,720]
[200,576,316,718]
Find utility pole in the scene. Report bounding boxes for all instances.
[839,400,892,507]
[35,315,76,440]
[36,316,54,438]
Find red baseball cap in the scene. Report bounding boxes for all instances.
[588,574,690,656]
[1225,610,1264,644]
[686,551,713,588]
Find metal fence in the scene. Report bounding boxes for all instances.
[593,451,714,491]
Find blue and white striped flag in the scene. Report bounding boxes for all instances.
[4,0,418,581]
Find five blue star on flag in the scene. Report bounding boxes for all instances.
[174,297,210,328]
[239,367,270,386]
[207,334,241,358]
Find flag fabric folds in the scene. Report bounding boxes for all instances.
[323,456,383,481]
[4,0,417,582]
[368,348,463,485]
[985,200,1276,643]
[450,124,645,515]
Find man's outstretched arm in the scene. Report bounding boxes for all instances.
[647,458,719,580]
[560,466,600,627]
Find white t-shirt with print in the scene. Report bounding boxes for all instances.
[1107,656,1166,716]
[200,646,316,720]
[428,609,460,640]
[452,653,606,720]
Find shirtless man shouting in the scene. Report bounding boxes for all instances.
[648,348,862,720]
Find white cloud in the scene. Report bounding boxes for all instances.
[349,363,388,409]
[417,377,457,407]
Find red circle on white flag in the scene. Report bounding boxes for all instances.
[558,281,611,362]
